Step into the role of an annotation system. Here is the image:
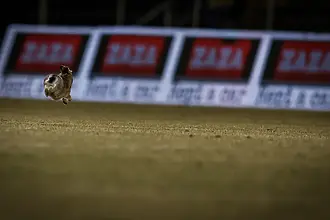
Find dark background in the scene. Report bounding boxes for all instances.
[2,0,330,43]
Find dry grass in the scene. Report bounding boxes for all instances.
[0,98,330,220]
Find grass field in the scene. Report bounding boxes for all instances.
[0,98,330,220]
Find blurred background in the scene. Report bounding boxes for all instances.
[1,1,330,220]
[2,0,330,41]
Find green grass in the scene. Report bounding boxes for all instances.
[0,98,330,220]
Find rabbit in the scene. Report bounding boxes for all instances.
[43,65,73,105]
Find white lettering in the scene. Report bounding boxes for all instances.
[19,42,74,64]
[278,49,330,73]
[190,46,205,68]
[105,43,157,66]
[190,46,243,70]
[278,49,295,71]
[320,52,330,71]
[308,51,322,72]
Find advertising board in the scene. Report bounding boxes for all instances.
[0,24,329,111]
[263,40,330,85]
[0,25,92,99]
[166,32,261,107]
[84,30,175,104]
[255,34,330,111]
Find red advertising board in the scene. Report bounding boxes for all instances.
[91,34,173,78]
[263,40,330,84]
[175,37,260,81]
[4,33,89,75]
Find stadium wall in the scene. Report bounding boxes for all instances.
[0,24,329,111]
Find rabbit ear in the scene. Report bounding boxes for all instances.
[60,65,67,72]
[60,65,72,74]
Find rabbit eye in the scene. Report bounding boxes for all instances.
[48,76,56,83]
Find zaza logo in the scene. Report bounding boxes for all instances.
[177,37,259,81]
[277,46,330,73]
[272,40,330,84]
[100,35,166,76]
[14,34,84,73]
[189,42,247,70]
